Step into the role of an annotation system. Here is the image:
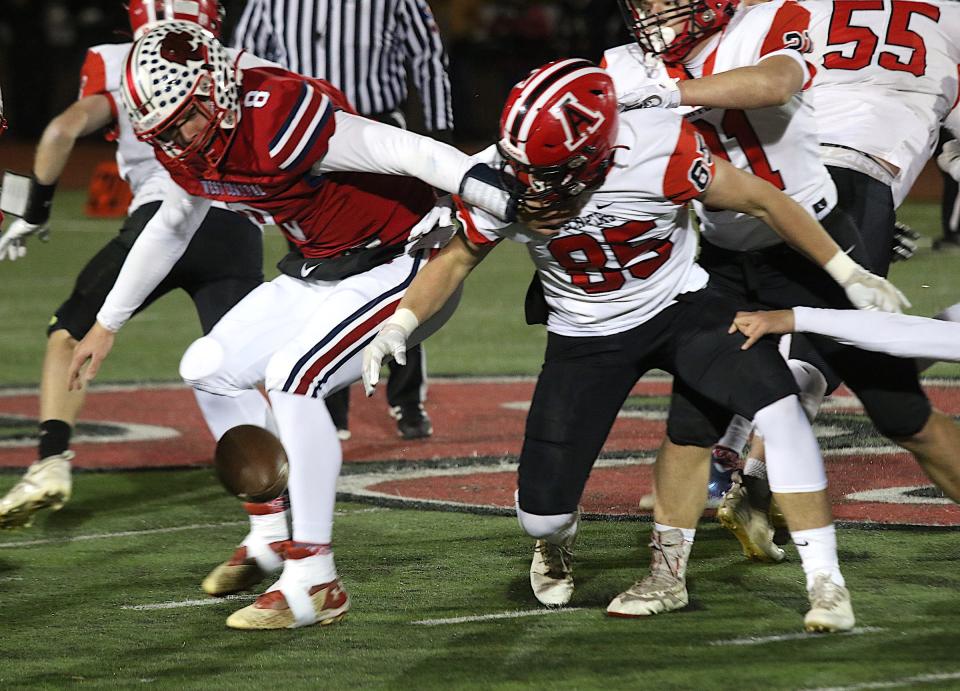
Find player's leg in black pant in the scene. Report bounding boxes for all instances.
[386,344,431,439]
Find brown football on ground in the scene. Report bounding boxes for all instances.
[215,425,289,502]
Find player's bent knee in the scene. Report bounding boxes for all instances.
[180,337,225,382]
[878,408,933,442]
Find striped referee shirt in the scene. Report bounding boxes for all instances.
[232,0,454,132]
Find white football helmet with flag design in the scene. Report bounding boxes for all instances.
[120,20,239,170]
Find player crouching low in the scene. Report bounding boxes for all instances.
[363,58,908,632]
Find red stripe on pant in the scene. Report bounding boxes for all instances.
[291,299,401,395]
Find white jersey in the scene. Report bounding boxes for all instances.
[79,43,273,215]
[803,0,960,204]
[604,0,836,251]
[456,109,711,338]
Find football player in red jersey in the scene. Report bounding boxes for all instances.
[65,21,520,630]
[363,59,904,632]
[0,1,277,533]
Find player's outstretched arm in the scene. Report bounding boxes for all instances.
[317,112,521,221]
[363,230,491,395]
[677,56,804,109]
[0,95,113,261]
[731,307,960,362]
[700,157,910,313]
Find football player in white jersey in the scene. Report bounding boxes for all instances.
[363,59,907,632]
[804,0,959,271]
[0,0,278,561]
[610,0,960,561]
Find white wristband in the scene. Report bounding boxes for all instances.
[823,250,857,285]
[384,308,419,339]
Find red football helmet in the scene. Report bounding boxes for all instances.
[128,0,224,39]
[121,21,240,171]
[498,59,619,209]
[618,0,739,63]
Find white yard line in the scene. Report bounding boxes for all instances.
[800,671,960,691]
[0,507,385,549]
[709,626,885,646]
[412,608,582,626]
[122,594,256,611]
[0,521,248,548]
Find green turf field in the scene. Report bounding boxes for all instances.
[0,193,959,689]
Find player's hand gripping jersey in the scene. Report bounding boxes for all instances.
[804,0,959,199]
[458,109,712,337]
[604,0,834,251]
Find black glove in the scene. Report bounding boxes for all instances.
[891,221,920,263]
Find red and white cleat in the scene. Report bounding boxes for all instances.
[226,544,349,630]
[202,540,285,596]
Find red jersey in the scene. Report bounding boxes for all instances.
[164,66,435,259]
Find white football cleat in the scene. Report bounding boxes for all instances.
[717,482,785,563]
[607,528,690,617]
[804,573,855,633]
[0,451,74,529]
[529,512,578,607]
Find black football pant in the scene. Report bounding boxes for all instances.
[51,201,263,339]
[698,208,931,444]
[518,286,799,516]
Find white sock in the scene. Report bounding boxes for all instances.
[194,388,276,440]
[654,522,695,543]
[743,457,767,480]
[791,524,845,589]
[717,415,754,455]
[268,390,342,545]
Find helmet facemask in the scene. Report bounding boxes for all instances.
[498,59,619,213]
[498,141,612,211]
[122,21,240,173]
[619,0,738,63]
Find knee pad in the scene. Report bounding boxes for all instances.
[787,359,828,422]
[180,337,225,382]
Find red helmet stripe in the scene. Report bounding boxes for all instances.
[508,65,610,159]
[123,47,145,111]
[503,59,590,143]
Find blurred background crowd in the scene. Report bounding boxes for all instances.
[0,0,627,142]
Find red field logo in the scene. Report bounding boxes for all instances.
[1,378,957,527]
